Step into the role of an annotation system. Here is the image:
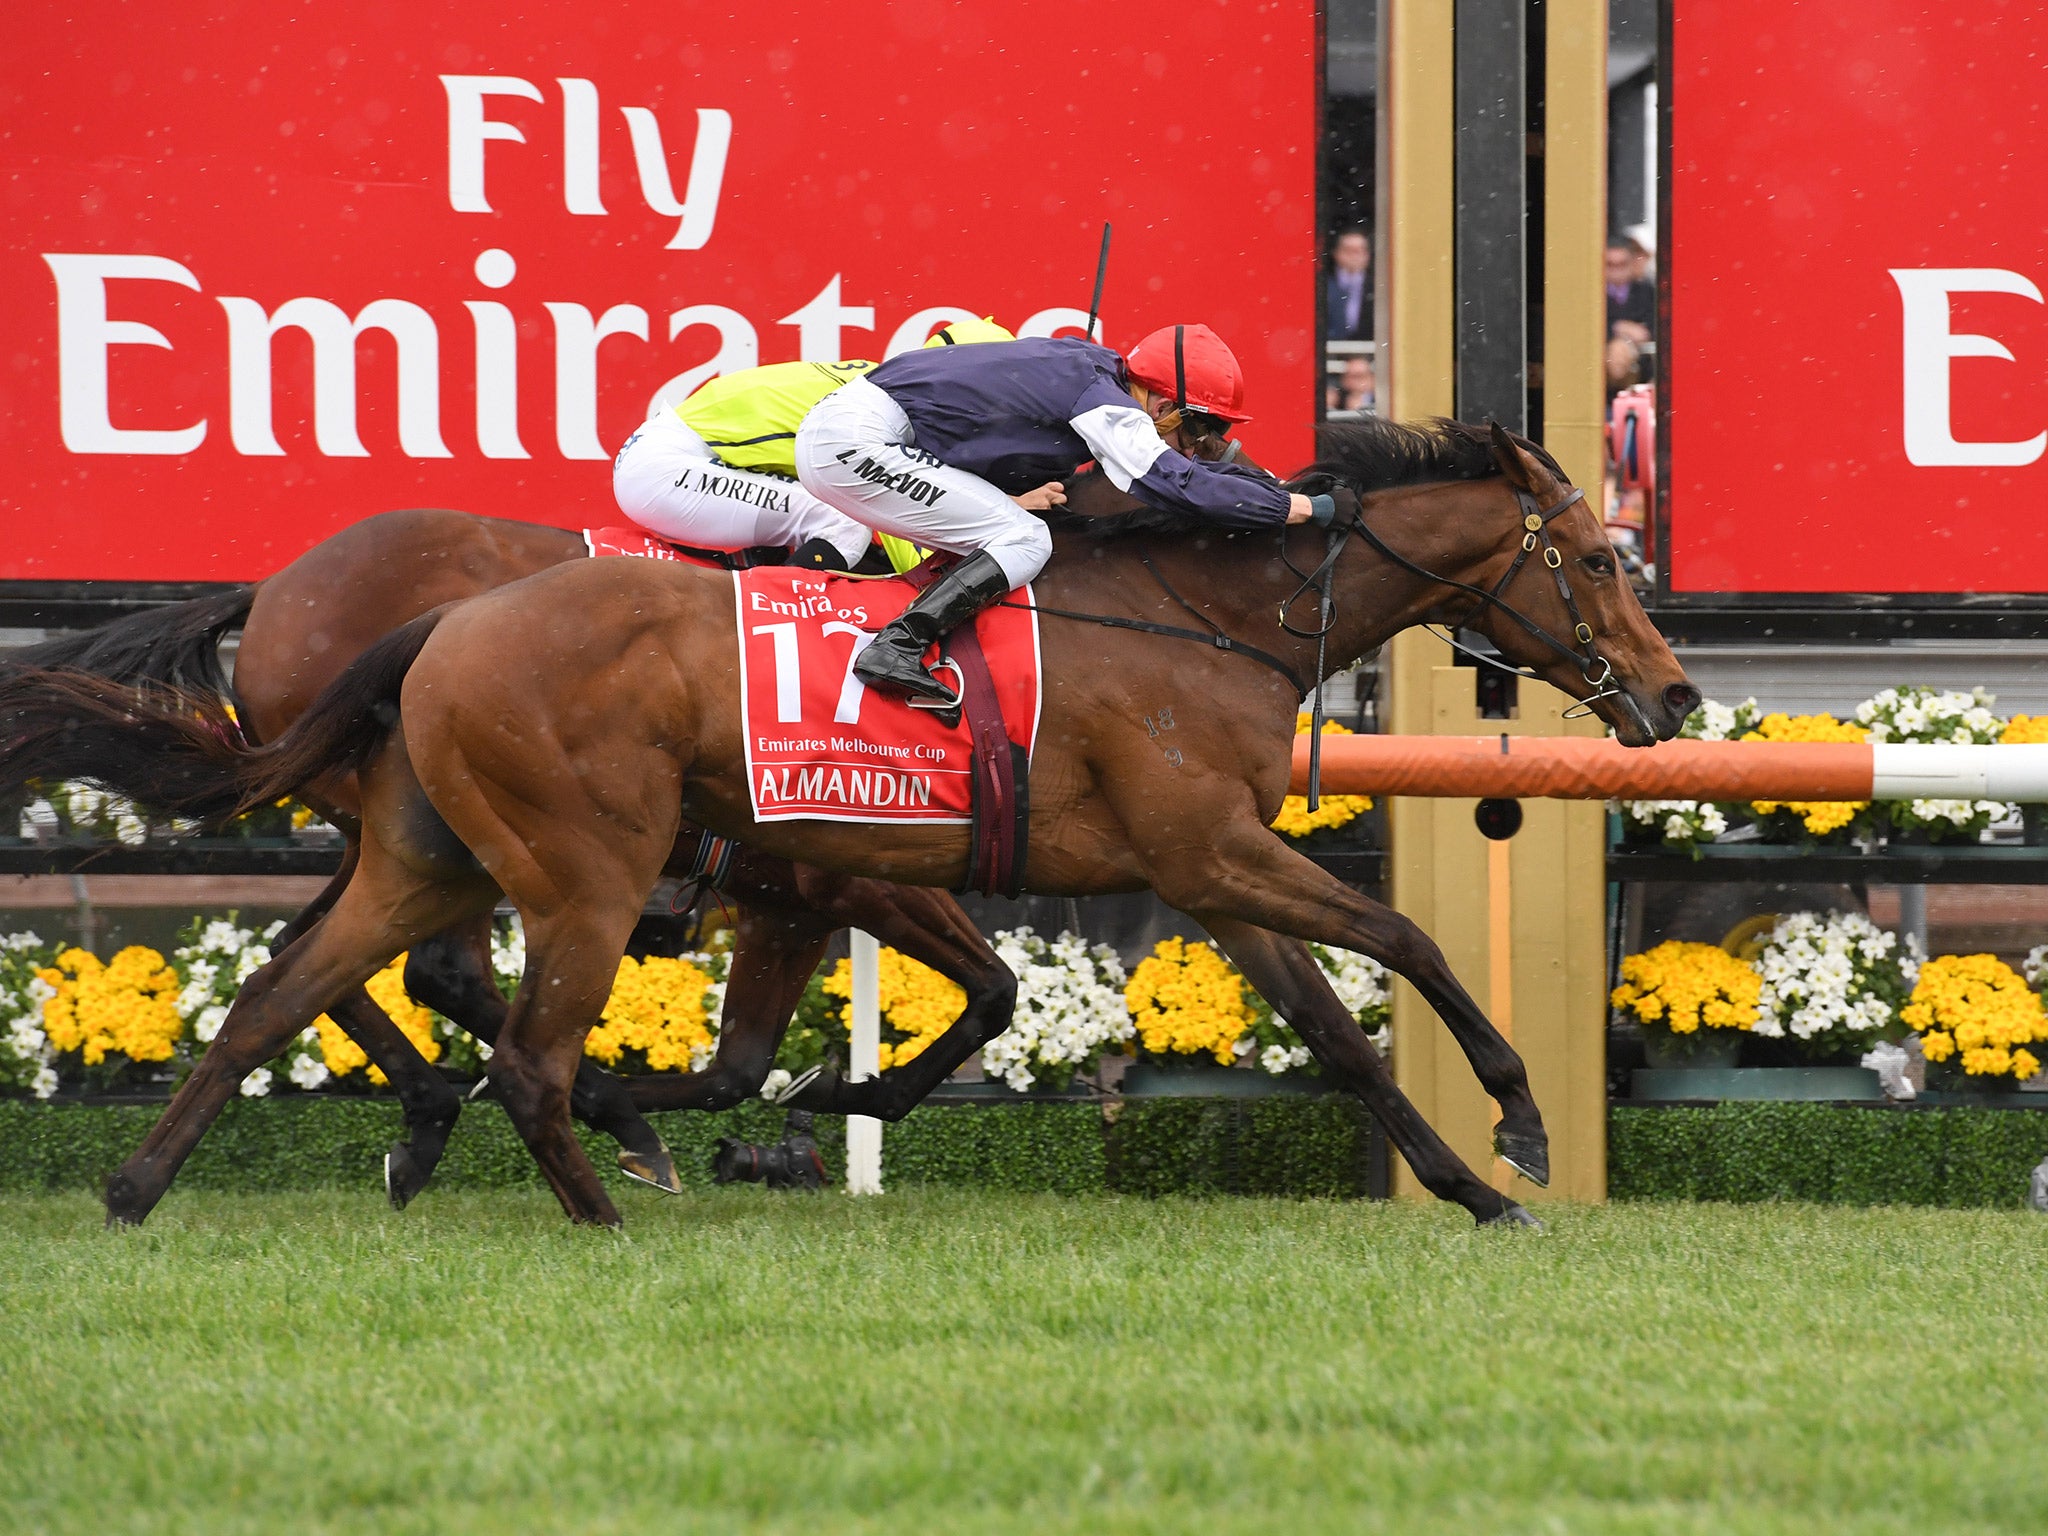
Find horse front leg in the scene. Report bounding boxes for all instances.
[1142,815,1538,1222]
[1157,811,1550,1185]
[776,875,1017,1122]
[1203,918,1533,1227]
[626,904,835,1112]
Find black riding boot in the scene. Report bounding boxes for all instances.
[854,550,1012,704]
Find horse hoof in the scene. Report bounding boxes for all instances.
[1494,1128,1551,1189]
[1479,1202,1545,1232]
[617,1145,683,1195]
[385,1145,432,1210]
[773,1064,827,1106]
[103,1173,148,1228]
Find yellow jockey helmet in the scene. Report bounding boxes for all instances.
[923,315,1015,347]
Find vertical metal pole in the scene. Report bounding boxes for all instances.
[1454,0,1528,432]
[846,929,883,1195]
[69,873,97,956]
[1486,835,1516,1192]
[1898,885,1930,961]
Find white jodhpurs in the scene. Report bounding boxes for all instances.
[794,376,1054,589]
[612,410,872,564]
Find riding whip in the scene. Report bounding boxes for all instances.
[1085,222,1112,342]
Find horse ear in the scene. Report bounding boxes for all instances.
[1487,420,1537,491]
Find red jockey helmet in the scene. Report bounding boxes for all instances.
[1123,324,1253,423]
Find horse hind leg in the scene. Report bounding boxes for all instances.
[484,904,649,1227]
[403,918,682,1194]
[105,863,493,1227]
[314,983,463,1210]
[161,837,466,1213]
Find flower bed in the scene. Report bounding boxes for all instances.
[0,916,1395,1102]
[1614,906,2048,1095]
[1621,686,2040,855]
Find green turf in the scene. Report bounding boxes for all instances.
[2,1191,2045,1535]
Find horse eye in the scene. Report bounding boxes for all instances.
[1585,554,1615,577]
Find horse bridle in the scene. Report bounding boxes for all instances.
[1285,482,1656,757]
[1009,475,1655,808]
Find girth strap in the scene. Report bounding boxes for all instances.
[899,560,1030,899]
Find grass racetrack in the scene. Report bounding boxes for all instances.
[3,1189,2046,1535]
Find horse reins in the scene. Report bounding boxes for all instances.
[1003,479,1651,808]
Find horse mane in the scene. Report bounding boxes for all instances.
[1052,416,1567,544]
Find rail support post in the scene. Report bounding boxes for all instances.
[846,929,883,1195]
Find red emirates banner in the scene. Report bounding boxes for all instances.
[0,3,1316,583]
[1666,2,2048,595]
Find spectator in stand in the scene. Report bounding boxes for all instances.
[1325,355,1376,416]
[1606,335,1645,399]
[1324,227,1371,342]
[1605,235,1655,345]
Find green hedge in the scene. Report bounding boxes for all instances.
[1610,1103,2048,1208]
[0,1094,1381,1200]
[13,1098,2045,1208]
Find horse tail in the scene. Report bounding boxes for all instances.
[2,586,255,701]
[225,610,448,812]
[0,609,447,823]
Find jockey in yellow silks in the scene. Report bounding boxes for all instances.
[611,317,1012,572]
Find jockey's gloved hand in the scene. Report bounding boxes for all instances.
[1306,486,1361,528]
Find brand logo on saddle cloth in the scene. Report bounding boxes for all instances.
[734,563,1040,837]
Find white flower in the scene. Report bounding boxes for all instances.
[30,1064,58,1099]
[759,1067,793,1101]
[980,929,1131,1088]
[193,1004,229,1044]
[2026,944,2048,989]
[288,1054,331,1090]
[1754,910,1910,1045]
[18,800,57,840]
[239,1067,272,1097]
[5,1016,48,1060]
[1258,1044,1312,1075]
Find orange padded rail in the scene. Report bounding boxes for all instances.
[1288,735,1876,800]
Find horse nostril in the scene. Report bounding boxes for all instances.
[1663,683,1702,720]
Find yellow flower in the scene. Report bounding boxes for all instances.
[37,946,183,1066]
[1271,713,1373,838]
[583,955,717,1073]
[1124,937,1253,1065]
[312,955,443,1084]
[1903,954,2047,1079]
[823,949,965,1069]
[1610,941,1760,1036]
[1743,713,1869,835]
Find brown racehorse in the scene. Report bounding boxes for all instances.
[23,418,1698,1229]
[4,507,1022,1203]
